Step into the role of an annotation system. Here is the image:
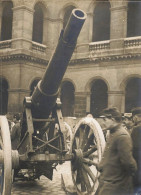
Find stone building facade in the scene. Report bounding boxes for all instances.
[0,0,141,118]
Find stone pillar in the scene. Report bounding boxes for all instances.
[108,91,125,112]
[12,5,34,49]
[110,4,128,49]
[45,16,62,57]
[74,92,86,117]
[86,92,91,114]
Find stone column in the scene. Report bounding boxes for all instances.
[44,16,62,58]
[86,92,91,114]
[12,5,34,49]
[110,4,128,49]
[74,92,87,117]
[108,91,125,112]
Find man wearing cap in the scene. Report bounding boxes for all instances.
[11,113,21,150]
[131,107,141,193]
[96,107,137,195]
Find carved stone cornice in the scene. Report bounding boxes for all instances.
[8,89,30,93]
[69,53,141,65]
[0,52,141,66]
[0,54,48,65]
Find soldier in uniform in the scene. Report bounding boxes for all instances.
[96,107,137,195]
[131,107,141,193]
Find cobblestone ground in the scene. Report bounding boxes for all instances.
[11,162,72,195]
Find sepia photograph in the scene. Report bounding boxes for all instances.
[0,0,141,194]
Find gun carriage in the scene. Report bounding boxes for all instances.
[0,9,105,195]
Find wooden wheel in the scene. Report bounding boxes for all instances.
[0,116,12,195]
[70,117,106,195]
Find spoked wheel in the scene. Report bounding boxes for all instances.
[70,117,106,195]
[0,116,12,195]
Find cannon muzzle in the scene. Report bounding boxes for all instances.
[31,9,87,118]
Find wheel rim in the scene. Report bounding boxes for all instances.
[0,116,12,195]
[70,117,105,195]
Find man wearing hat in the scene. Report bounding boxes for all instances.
[96,107,137,195]
[131,107,141,193]
[11,113,21,150]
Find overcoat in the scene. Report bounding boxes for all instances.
[97,125,137,195]
[131,122,141,188]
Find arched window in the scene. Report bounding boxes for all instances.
[90,79,108,117]
[125,78,141,112]
[92,0,110,42]
[127,0,141,37]
[60,81,75,117]
[63,6,76,29]
[0,78,9,115]
[32,4,44,43]
[1,2,13,41]
[30,79,40,96]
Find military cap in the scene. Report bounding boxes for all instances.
[100,107,122,119]
[131,107,141,116]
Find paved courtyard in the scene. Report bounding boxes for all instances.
[11,162,75,195]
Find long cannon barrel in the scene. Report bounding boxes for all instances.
[31,9,87,118]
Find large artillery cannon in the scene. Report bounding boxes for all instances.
[0,9,105,195]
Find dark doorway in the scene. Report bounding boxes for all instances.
[0,78,9,115]
[127,0,141,37]
[1,2,13,41]
[90,79,108,117]
[60,81,75,117]
[125,78,141,112]
[32,4,44,43]
[92,0,110,42]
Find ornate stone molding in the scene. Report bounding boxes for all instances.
[110,6,127,12]
[8,89,30,93]
[0,54,48,65]
[70,53,141,65]
[108,91,124,95]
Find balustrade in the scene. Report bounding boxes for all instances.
[0,40,11,49]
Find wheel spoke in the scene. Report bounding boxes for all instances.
[81,125,90,150]
[81,168,91,192]
[76,168,81,184]
[78,127,85,149]
[75,137,80,149]
[83,145,97,157]
[83,133,94,152]
[80,170,86,192]
[82,164,95,183]
[0,135,3,150]
[82,158,98,166]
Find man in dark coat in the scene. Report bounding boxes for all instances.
[96,107,137,195]
[131,107,141,193]
[11,113,21,150]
